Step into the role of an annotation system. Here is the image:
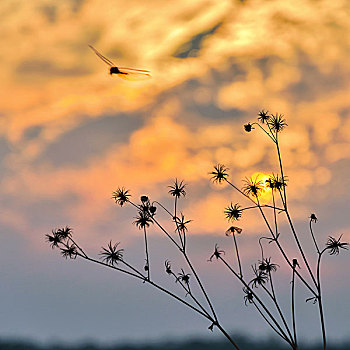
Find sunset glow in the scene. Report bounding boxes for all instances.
[0,0,349,344]
[249,171,273,205]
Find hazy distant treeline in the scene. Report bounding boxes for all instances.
[0,337,349,350]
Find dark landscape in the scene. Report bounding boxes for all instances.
[1,336,350,350]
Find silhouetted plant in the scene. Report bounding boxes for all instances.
[99,241,124,266]
[46,110,348,350]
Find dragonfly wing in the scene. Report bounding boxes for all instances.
[117,69,151,80]
[119,67,151,73]
[89,45,115,67]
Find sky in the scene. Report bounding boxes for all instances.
[0,0,350,346]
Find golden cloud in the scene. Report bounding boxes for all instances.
[0,0,349,242]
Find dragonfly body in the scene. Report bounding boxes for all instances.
[109,66,122,75]
[89,45,151,80]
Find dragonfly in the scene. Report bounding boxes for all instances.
[89,45,151,80]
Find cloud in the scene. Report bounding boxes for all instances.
[0,0,349,244]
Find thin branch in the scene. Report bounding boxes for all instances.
[174,197,184,249]
[153,219,219,322]
[218,256,293,346]
[284,209,318,289]
[252,301,288,342]
[271,191,279,238]
[152,217,182,251]
[77,252,212,320]
[317,249,327,350]
[225,179,257,205]
[68,236,88,258]
[261,279,294,343]
[252,122,276,143]
[152,200,173,217]
[256,201,317,297]
[291,267,297,347]
[143,226,150,280]
[232,233,243,278]
[242,204,285,212]
[183,252,219,322]
[169,271,211,319]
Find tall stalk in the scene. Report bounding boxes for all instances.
[317,249,327,350]
[291,267,297,348]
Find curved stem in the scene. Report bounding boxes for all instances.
[152,200,173,217]
[309,220,320,254]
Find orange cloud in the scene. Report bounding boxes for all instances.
[0,0,349,244]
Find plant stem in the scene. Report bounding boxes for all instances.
[225,179,257,205]
[170,271,211,319]
[215,322,242,350]
[232,233,243,278]
[253,122,276,142]
[284,209,318,288]
[183,251,219,322]
[275,138,318,289]
[256,202,317,296]
[154,218,219,322]
[122,260,146,279]
[309,219,320,254]
[77,253,145,280]
[275,134,287,205]
[152,200,173,217]
[153,217,182,250]
[317,250,327,350]
[242,204,285,212]
[77,252,213,320]
[261,280,294,343]
[174,197,184,249]
[72,241,243,349]
[218,256,293,346]
[291,268,297,348]
[143,226,150,280]
[68,236,88,258]
[252,301,286,340]
[272,192,278,237]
